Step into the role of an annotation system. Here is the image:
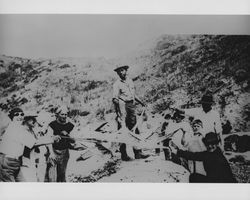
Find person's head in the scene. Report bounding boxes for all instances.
[23,116,37,130]
[56,106,68,124]
[200,94,214,113]
[114,65,129,80]
[202,132,220,152]
[192,119,203,134]
[8,107,24,122]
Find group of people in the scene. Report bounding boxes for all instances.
[0,106,76,182]
[112,65,236,183]
[0,64,237,183]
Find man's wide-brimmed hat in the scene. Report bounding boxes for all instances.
[199,94,214,104]
[202,132,220,145]
[114,65,129,72]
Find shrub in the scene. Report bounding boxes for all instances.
[68,109,90,118]
[0,71,17,88]
[59,64,71,69]
[153,99,173,113]
[83,80,107,92]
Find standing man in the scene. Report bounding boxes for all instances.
[47,106,75,182]
[112,65,149,161]
[176,93,223,149]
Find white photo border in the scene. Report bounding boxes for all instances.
[0,0,250,200]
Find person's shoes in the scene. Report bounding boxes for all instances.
[134,153,150,159]
[121,156,133,161]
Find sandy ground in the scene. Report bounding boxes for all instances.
[98,156,189,183]
[66,148,190,183]
[66,146,250,183]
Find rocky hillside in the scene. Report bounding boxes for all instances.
[1,35,250,183]
[135,35,250,132]
[0,35,250,133]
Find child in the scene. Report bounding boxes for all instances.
[170,132,236,183]
[181,119,206,175]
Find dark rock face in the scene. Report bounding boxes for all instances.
[224,134,250,152]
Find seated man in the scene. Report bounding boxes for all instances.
[170,132,237,183]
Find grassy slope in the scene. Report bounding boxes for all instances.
[135,35,250,132]
[1,35,250,129]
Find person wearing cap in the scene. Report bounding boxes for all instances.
[46,106,75,182]
[170,132,236,183]
[0,108,59,182]
[113,65,148,161]
[176,93,223,149]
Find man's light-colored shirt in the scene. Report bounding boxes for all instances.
[0,122,36,159]
[184,107,222,137]
[113,77,135,102]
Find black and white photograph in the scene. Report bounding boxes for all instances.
[0,13,249,185]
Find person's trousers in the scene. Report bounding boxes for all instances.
[189,173,209,183]
[47,149,69,182]
[120,101,140,158]
[125,101,137,130]
[0,153,22,182]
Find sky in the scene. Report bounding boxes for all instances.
[0,15,249,59]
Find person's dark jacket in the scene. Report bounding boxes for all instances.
[177,148,236,183]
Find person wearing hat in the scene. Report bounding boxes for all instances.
[170,132,236,183]
[0,108,59,182]
[175,93,223,149]
[46,106,75,182]
[113,65,148,161]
